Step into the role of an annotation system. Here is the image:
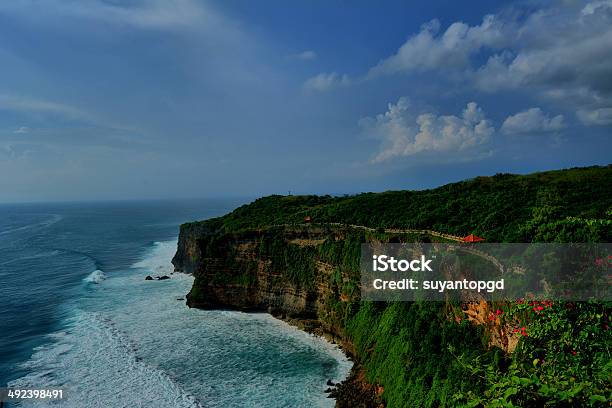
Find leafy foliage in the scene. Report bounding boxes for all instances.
[348,302,494,407]
[454,301,611,407]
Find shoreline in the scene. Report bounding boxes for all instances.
[276,315,380,407]
[184,300,380,407]
[179,287,358,404]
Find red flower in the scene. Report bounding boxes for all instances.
[496,309,502,316]
[595,258,604,266]
[571,350,577,356]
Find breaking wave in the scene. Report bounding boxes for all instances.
[83,270,107,284]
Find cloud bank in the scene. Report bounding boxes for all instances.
[313,1,612,128]
[368,16,507,76]
[361,98,494,163]
[501,108,566,135]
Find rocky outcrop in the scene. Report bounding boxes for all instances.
[172,221,221,274]
[174,225,354,331]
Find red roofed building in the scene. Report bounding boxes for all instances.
[463,234,485,243]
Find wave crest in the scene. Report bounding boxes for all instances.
[83,269,106,284]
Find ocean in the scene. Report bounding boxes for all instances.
[0,200,351,407]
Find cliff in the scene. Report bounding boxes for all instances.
[172,165,611,407]
[174,224,361,342]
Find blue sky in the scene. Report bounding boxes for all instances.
[0,0,610,202]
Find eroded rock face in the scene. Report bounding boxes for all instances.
[173,226,353,325]
[172,222,217,274]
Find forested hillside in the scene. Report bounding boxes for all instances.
[188,165,611,242]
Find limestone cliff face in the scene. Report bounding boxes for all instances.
[172,224,360,342]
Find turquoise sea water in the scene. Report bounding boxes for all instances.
[0,200,351,407]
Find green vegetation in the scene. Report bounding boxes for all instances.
[185,165,611,407]
[348,301,494,407]
[453,300,611,407]
[200,165,611,242]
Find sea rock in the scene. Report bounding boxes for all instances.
[157,275,170,280]
[145,275,153,281]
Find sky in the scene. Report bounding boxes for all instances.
[0,0,610,203]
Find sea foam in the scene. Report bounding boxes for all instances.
[83,269,106,284]
[10,239,352,408]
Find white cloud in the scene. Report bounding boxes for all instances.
[303,72,350,92]
[13,126,30,134]
[473,2,612,122]
[475,11,612,92]
[501,108,566,135]
[317,1,612,125]
[294,50,317,60]
[577,107,612,125]
[361,98,494,163]
[368,16,507,77]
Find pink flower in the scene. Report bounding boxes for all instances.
[496,309,502,316]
